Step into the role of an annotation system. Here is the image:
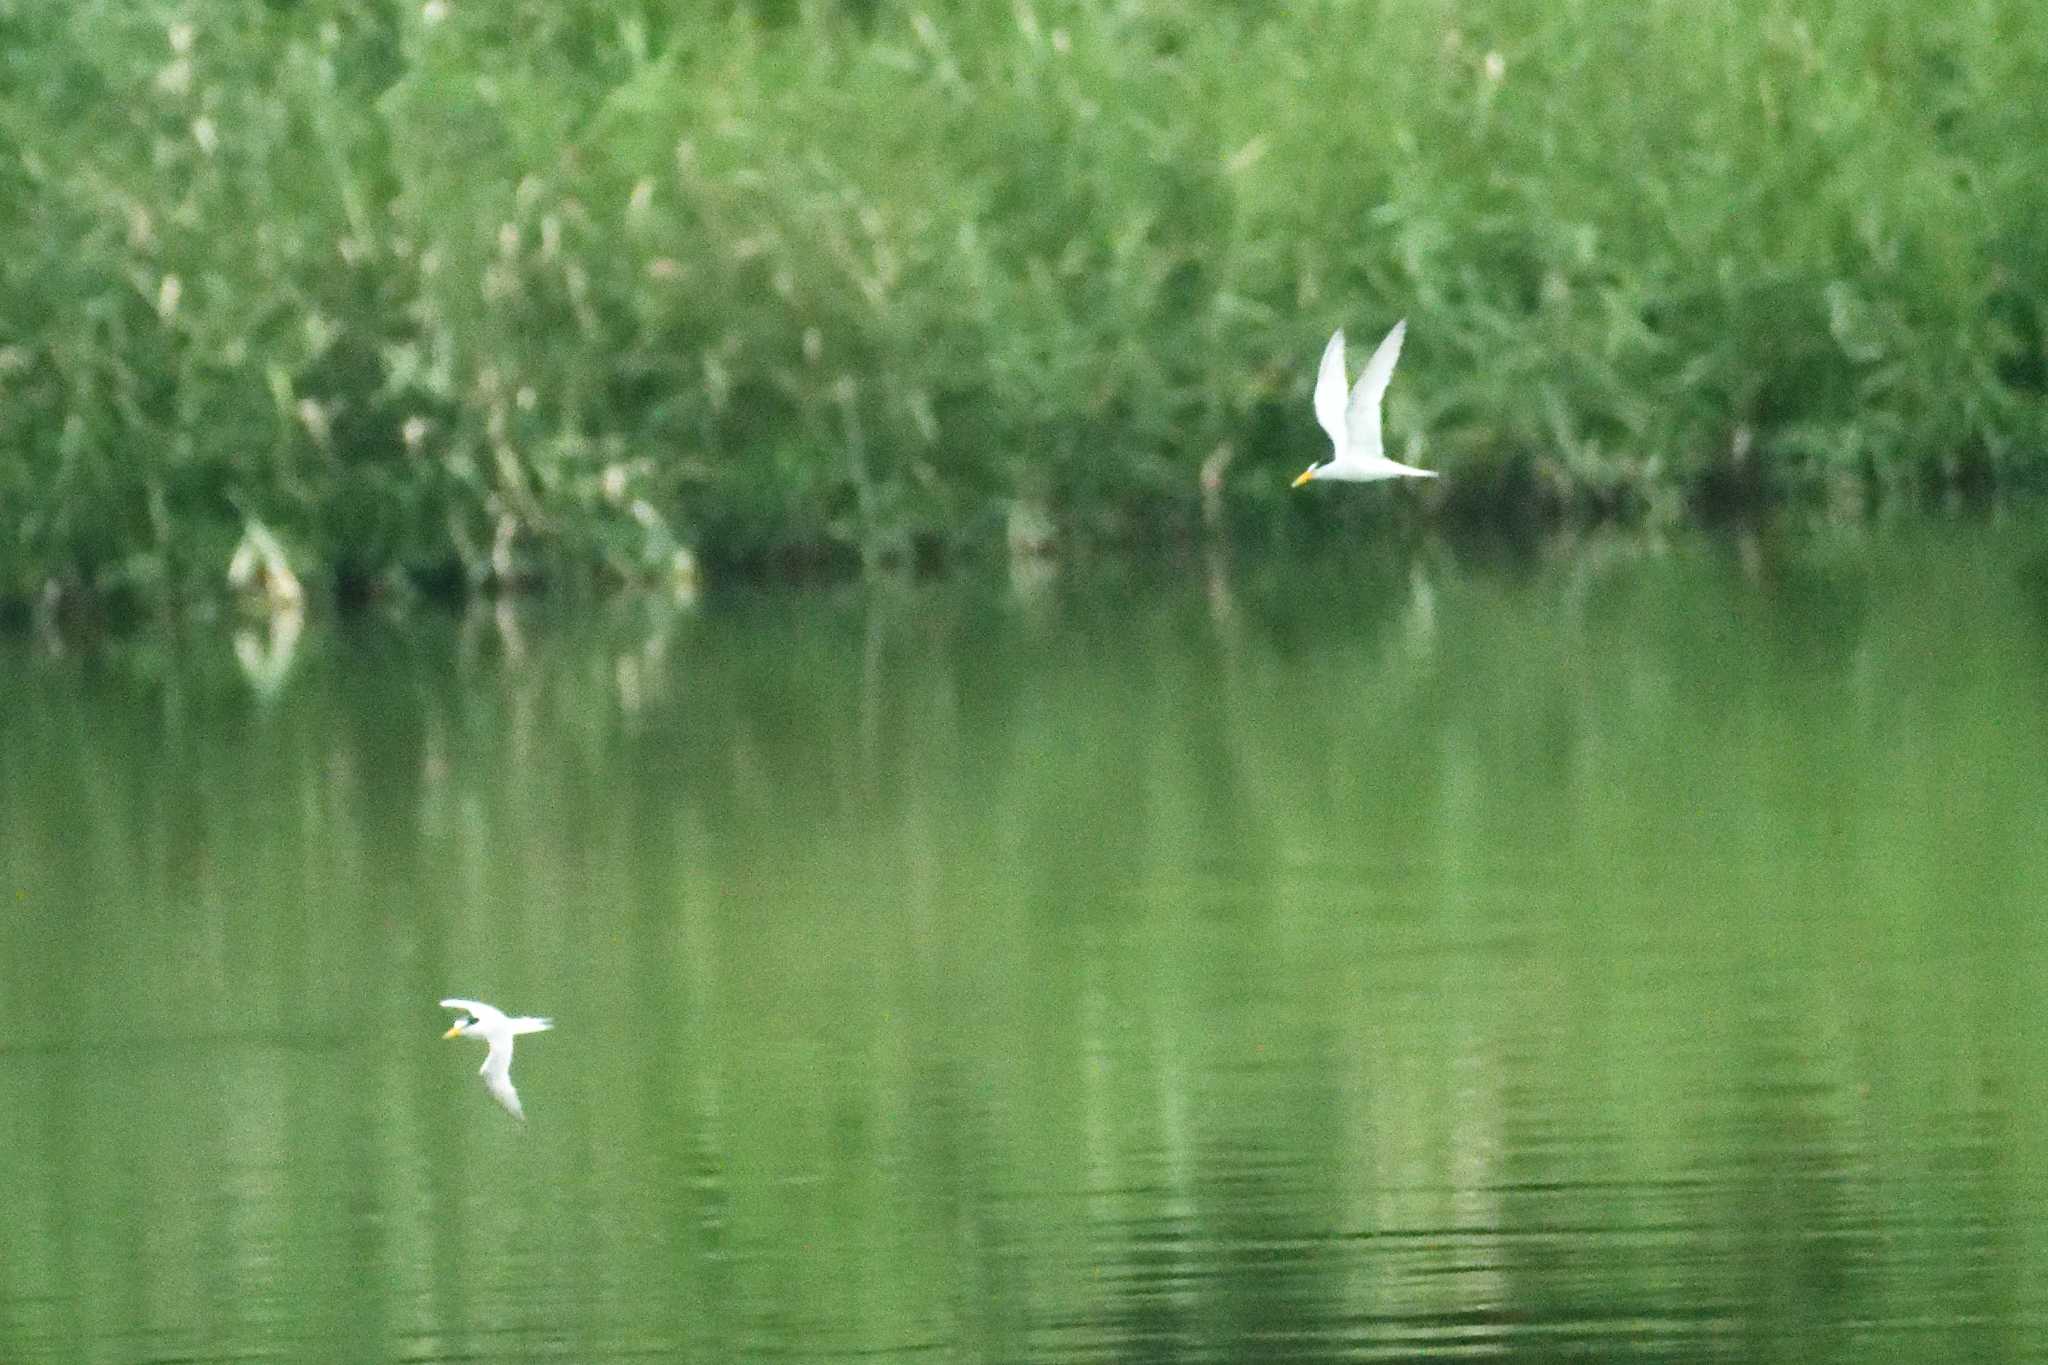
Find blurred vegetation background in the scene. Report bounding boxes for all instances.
[3,0,2045,610]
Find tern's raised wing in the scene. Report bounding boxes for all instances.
[441,998,506,1026]
[1343,319,1407,465]
[1312,329,1349,452]
[480,1037,526,1121]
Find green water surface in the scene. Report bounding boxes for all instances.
[4,522,2048,1362]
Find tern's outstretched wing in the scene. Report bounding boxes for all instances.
[1343,319,1407,465]
[1312,329,1349,452]
[441,998,507,1026]
[480,1037,525,1121]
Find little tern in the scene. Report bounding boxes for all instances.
[441,998,553,1121]
[1292,319,1436,486]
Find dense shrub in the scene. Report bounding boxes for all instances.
[3,0,2044,604]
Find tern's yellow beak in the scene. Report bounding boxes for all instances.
[442,1024,463,1039]
[1291,466,1317,488]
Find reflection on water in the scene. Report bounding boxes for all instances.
[4,522,2048,1363]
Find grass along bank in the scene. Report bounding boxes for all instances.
[3,0,2046,611]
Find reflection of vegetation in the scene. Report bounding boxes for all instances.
[3,528,2048,1358]
[2016,547,2048,638]
[5,3,2048,608]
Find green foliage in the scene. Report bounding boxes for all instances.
[3,0,2046,604]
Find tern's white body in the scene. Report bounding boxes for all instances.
[441,998,552,1121]
[1293,320,1436,486]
